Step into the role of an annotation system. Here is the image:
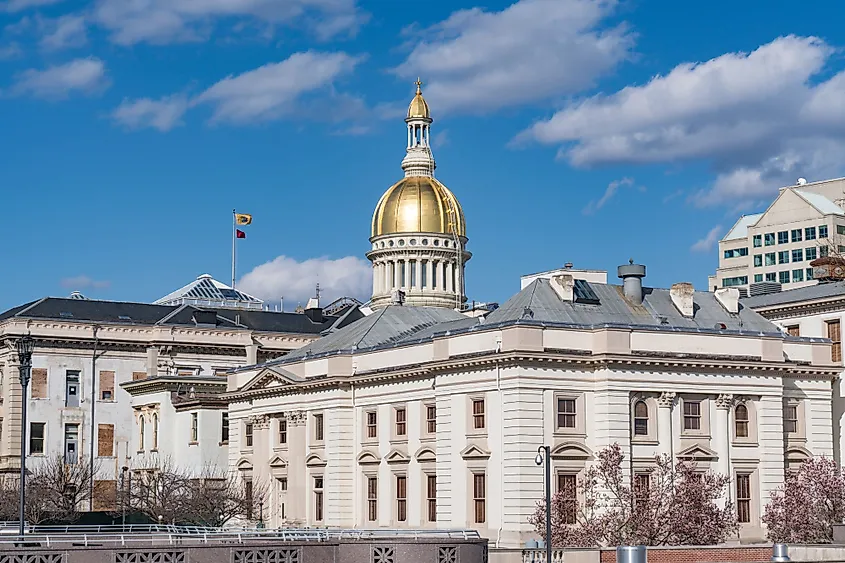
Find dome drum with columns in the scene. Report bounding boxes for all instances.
[367,80,471,310]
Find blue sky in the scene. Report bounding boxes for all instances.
[2,0,845,311]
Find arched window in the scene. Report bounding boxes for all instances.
[153,414,159,450]
[735,404,749,438]
[139,417,145,451]
[634,400,649,436]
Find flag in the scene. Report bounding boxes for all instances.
[236,229,246,239]
[235,213,252,225]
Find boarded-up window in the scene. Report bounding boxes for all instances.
[132,371,147,381]
[99,371,115,401]
[786,325,800,337]
[93,480,117,511]
[98,424,114,457]
[828,320,841,363]
[31,368,47,399]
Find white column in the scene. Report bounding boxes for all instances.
[393,259,401,290]
[385,262,392,291]
[377,262,384,294]
[372,263,379,296]
[426,259,433,291]
[415,258,422,289]
[714,394,732,488]
[407,125,411,148]
[657,392,675,459]
[446,261,454,293]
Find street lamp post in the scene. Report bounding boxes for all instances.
[257,500,265,529]
[535,445,552,563]
[16,334,34,539]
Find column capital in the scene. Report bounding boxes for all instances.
[249,414,271,430]
[657,392,676,408]
[286,410,307,427]
[715,394,734,410]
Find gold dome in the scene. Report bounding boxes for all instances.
[407,78,431,120]
[371,176,466,238]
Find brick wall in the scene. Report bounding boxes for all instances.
[599,546,772,562]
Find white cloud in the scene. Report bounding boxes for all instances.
[3,0,63,12]
[395,0,633,114]
[690,225,723,253]
[60,275,111,290]
[92,0,365,45]
[238,255,372,307]
[196,51,363,124]
[112,95,189,131]
[0,43,21,59]
[521,35,845,208]
[8,57,109,99]
[40,14,87,50]
[582,177,637,214]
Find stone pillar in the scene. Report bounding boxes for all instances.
[714,394,733,488]
[426,259,433,291]
[403,259,410,290]
[372,262,379,296]
[286,411,308,522]
[385,262,392,291]
[446,261,454,293]
[393,259,401,290]
[246,342,258,365]
[146,346,159,378]
[415,258,422,289]
[657,392,675,459]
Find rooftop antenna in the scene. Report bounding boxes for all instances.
[315,283,321,305]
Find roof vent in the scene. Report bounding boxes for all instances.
[670,282,695,318]
[69,291,87,300]
[564,262,574,269]
[522,307,534,319]
[618,259,646,305]
[192,310,218,327]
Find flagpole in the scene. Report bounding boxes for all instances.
[231,208,236,289]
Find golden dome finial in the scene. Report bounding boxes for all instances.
[407,77,430,120]
[415,77,423,94]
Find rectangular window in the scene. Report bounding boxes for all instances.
[190,413,198,442]
[753,274,763,283]
[821,245,830,257]
[765,252,776,266]
[245,480,253,519]
[99,370,115,401]
[314,413,324,442]
[820,225,829,238]
[838,245,845,254]
[367,476,378,521]
[806,226,816,240]
[278,478,287,520]
[765,272,776,282]
[279,418,287,444]
[634,474,650,502]
[778,251,789,264]
[807,267,814,280]
[753,254,762,267]
[366,411,377,439]
[132,371,147,381]
[784,404,798,434]
[722,276,748,287]
[736,474,751,524]
[314,476,324,521]
[786,325,800,337]
[31,368,47,399]
[752,234,762,247]
[98,423,114,457]
[65,371,80,407]
[724,248,749,259]
[558,474,577,525]
[779,271,790,284]
[683,400,701,431]
[221,412,229,443]
[792,249,803,263]
[792,269,804,282]
[473,473,486,524]
[791,229,802,242]
[245,423,253,447]
[427,475,437,522]
[764,233,775,246]
[472,399,485,430]
[426,405,436,434]
[395,408,407,437]
[828,319,841,363]
[837,225,845,236]
[30,422,45,454]
[806,247,817,261]
[396,475,407,522]
[778,231,789,244]
[64,423,79,464]
[557,398,577,429]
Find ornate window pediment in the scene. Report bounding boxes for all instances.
[236,457,253,471]
[550,442,593,461]
[238,366,303,393]
[785,445,812,461]
[676,444,719,461]
[268,455,287,469]
[305,453,327,468]
[357,450,381,466]
[460,444,491,461]
[415,446,436,463]
[385,449,410,465]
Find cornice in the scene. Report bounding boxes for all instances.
[226,348,840,402]
[120,375,228,396]
[752,297,845,321]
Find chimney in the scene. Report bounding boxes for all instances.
[304,302,323,323]
[670,282,695,317]
[617,259,646,305]
[391,289,406,306]
[564,262,574,269]
[549,274,575,302]
[714,287,740,314]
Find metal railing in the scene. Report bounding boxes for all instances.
[0,524,481,547]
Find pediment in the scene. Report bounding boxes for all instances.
[305,453,327,468]
[785,445,812,460]
[550,442,593,461]
[238,366,303,394]
[460,444,491,461]
[385,449,410,465]
[357,450,381,466]
[415,446,436,463]
[268,455,287,469]
[236,457,253,471]
[676,444,719,461]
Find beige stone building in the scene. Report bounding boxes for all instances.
[710,177,845,293]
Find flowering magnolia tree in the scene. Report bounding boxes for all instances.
[763,456,845,544]
[528,444,738,547]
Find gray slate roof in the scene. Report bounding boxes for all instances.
[263,278,784,366]
[742,281,845,309]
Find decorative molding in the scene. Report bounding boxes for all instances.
[549,441,593,461]
[657,392,676,408]
[249,414,271,430]
[715,394,734,410]
[268,455,287,469]
[286,410,307,427]
[460,444,491,461]
[384,449,410,465]
[236,457,253,471]
[415,446,436,463]
[305,453,326,468]
[357,450,381,466]
[676,444,719,461]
